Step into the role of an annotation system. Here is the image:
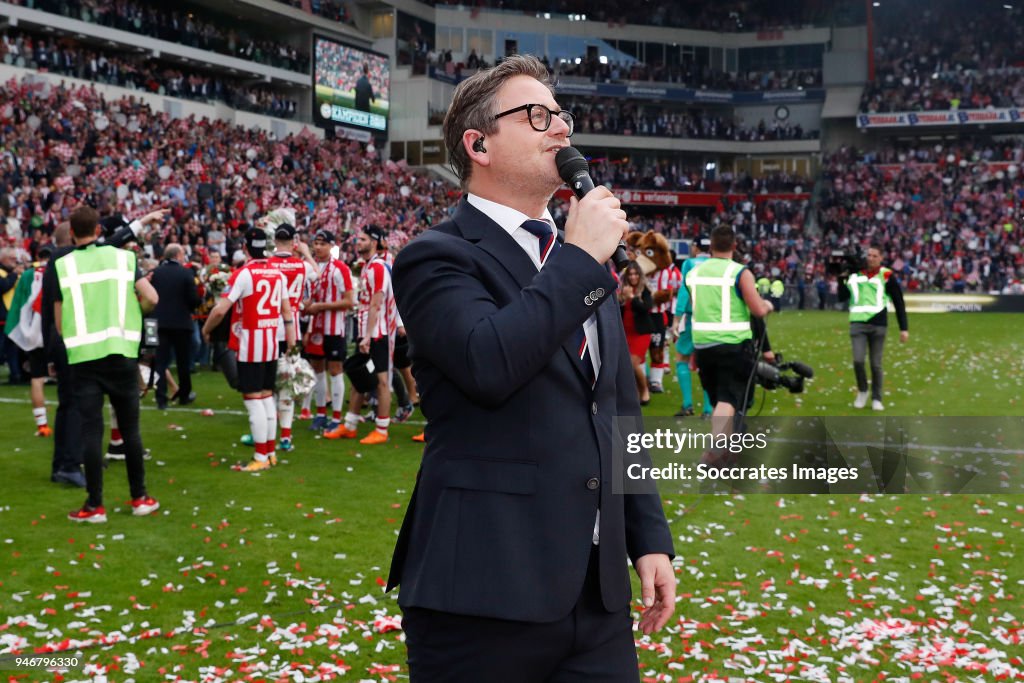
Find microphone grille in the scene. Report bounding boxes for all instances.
[556,146,589,183]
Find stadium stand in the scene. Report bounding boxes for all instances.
[861,0,1024,112]
[0,30,298,118]
[4,0,311,73]
[566,98,816,140]
[556,60,822,91]
[421,0,858,33]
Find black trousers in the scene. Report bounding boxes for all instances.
[212,341,239,391]
[71,355,148,508]
[401,547,638,683]
[156,328,193,403]
[52,347,83,475]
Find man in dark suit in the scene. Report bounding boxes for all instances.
[389,54,676,682]
[40,223,85,487]
[151,244,200,409]
[354,63,375,113]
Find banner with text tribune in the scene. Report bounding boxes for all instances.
[857,109,1023,129]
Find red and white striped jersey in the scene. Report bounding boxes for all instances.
[357,256,397,341]
[226,260,288,363]
[309,258,354,337]
[653,268,678,314]
[268,252,316,341]
[222,267,242,353]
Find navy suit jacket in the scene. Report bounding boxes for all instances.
[387,199,674,623]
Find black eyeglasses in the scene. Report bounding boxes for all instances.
[493,103,574,137]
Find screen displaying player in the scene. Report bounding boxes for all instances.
[313,36,391,136]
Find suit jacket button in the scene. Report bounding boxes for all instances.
[584,296,593,306]
[591,402,598,414]
[586,477,600,490]
[595,287,605,298]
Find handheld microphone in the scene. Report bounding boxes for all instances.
[555,146,630,271]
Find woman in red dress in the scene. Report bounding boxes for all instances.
[618,262,655,405]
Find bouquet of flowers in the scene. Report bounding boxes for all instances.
[205,266,232,297]
[276,346,316,397]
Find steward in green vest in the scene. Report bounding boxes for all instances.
[837,244,909,412]
[54,205,163,524]
[56,243,144,364]
[685,225,774,425]
[756,275,771,297]
[769,278,785,312]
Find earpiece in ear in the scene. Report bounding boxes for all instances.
[472,136,486,153]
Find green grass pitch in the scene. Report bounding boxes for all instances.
[0,311,1021,681]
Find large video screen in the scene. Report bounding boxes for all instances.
[313,36,390,136]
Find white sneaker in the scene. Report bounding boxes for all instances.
[872,399,885,411]
[853,391,869,409]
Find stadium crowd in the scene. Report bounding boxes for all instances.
[817,140,1024,294]
[0,30,299,119]
[566,97,816,140]
[5,0,311,74]
[0,76,452,265]
[861,0,1024,112]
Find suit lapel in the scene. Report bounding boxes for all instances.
[454,200,605,388]
[452,199,537,290]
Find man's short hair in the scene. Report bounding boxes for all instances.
[710,225,735,253]
[868,242,883,254]
[53,222,72,247]
[443,54,554,188]
[69,206,100,239]
[164,244,183,261]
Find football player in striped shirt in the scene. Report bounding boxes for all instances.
[302,229,355,432]
[203,228,295,472]
[325,225,396,445]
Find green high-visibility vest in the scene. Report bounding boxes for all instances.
[686,258,751,345]
[770,279,785,297]
[846,267,892,322]
[55,244,142,364]
[756,276,770,296]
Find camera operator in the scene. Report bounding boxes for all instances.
[837,244,908,411]
[686,226,773,459]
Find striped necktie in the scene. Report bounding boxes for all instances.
[520,219,596,387]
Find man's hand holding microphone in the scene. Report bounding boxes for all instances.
[558,147,630,268]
